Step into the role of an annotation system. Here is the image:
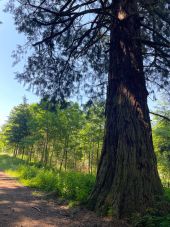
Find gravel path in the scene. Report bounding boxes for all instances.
[0,171,129,227]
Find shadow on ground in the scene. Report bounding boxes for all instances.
[0,170,129,227]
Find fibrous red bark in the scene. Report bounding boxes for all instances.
[88,0,163,218]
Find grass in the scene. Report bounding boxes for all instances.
[0,153,170,226]
[0,154,95,203]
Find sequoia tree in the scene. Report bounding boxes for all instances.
[6,0,170,217]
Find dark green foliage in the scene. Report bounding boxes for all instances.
[131,188,170,226]
[164,188,170,201]
[3,98,32,156]
[5,0,170,100]
[132,214,170,227]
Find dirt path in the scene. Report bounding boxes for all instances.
[0,171,129,227]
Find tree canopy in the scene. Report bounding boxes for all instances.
[1,100,104,172]
[6,0,170,101]
[4,0,170,218]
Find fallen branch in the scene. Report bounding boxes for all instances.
[32,206,41,212]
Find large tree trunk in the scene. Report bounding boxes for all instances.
[88,0,163,218]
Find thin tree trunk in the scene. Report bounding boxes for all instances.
[74,149,77,170]
[60,148,66,171]
[29,145,34,163]
[49,140,57,167]
[91,141,94,175]
[15,146,19,157]
[21,147,25,160]
[96,141,100,167]
[60,137,68,171]
[64,137,69,171]
[64,148,67,171]
[44,131,49,166]
[13,145,17,157]
[88,142,92,174]
[49,149,54,167]
[40,141,46,164]
[88,0,163,218]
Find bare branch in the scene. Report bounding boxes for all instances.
[150,111,170,122]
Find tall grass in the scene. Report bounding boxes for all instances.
[0,154,95,203]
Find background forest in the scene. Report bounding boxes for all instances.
[0,96,169,187]
[0,96,169,226]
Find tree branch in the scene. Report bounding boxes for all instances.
[150,111,170,122]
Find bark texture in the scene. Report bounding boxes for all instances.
[88,0,163,218]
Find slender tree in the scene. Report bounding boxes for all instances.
[6,0,170,217]
[4,98,31,157]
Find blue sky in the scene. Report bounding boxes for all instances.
[0,1,159,127]
[0,2,39,126]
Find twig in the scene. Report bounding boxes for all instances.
[32,206,41,212]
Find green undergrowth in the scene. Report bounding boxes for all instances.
[0,154,170,226]
[164,187,170,201]
[0,154,95,203]
[131,188,170,227]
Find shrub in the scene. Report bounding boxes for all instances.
[1,155,96,203]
